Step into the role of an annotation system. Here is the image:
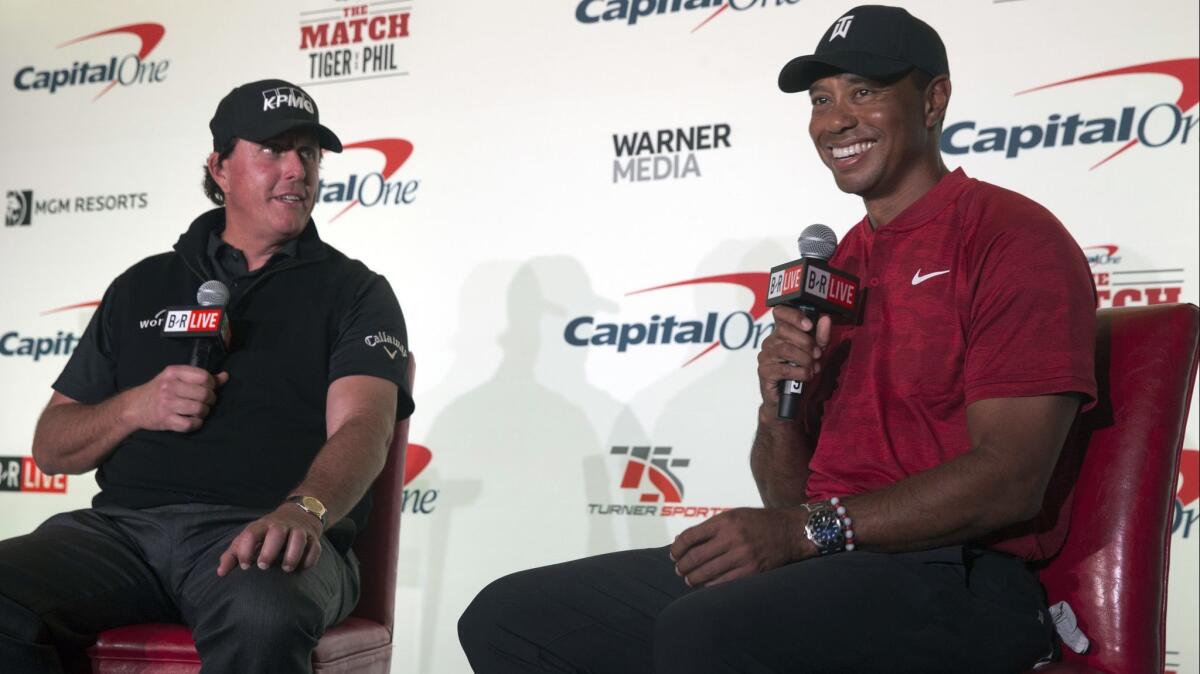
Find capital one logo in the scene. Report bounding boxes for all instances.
[563,272,773,366]
[612,445,689,503]
[1173,448,1198,539]
[12,22,168,100]
[942,58,1199,168]
[262,87,314,113]
[829,15,854,41]
[401,443,438,515]
[317,138,418,221]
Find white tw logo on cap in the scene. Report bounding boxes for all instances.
[830,15,854,41]
[261,87,315,113]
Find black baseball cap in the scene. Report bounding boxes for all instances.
[778,5,948,93]
[209,79,342,152]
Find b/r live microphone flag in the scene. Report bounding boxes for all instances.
[766,258,860,315]
[765,256,861,419]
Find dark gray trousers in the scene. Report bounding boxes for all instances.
[459,545,1057,674]
[0,503,359,674]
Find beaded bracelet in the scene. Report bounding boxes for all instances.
[830,496,856,552]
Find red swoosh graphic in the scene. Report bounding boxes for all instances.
[40,300,101,315]
[404,443,432,486]
[1179,449,1198,507]
[329,138,415,222]
[1084,244,1119,257]
[647,466,683,503]
[57,23,166,101]
[627,272,770,367]
[691,4,730,33]
[1016,58,1199,170]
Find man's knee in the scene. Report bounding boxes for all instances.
[653,591,730,670]
[0,594,44,643]
[458,570,533,656]
[192,571,326,657]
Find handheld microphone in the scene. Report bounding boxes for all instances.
[159,280,231,371]
[765,225,860,420]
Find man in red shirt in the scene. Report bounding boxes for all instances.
[459,6,1096,672]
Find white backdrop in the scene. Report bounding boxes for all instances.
[1,1,1197,672]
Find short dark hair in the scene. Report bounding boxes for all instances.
[203,139,237,206]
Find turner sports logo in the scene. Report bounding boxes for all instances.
[13,23,169,100]
[941,59,1199,169]
[401,443,438,515]
[564,273,772,366]
[298,2,410,86]
[1086,244,1185,308]
[589,445,732,518]
[0,457,67,494]
[612,123,731,183]
[1172,448,1198,540]
[576,0,800,33]
[317,138,419,222]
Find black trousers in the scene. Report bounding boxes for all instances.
[0,504,360,674]
[459,545,1056,674]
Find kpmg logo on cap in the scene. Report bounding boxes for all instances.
[829,14,854,41]
[12,22,169,100]
[575,0,800,32]
[262,86,315,113]
[941,58,1198,168]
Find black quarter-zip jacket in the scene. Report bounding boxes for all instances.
[53,208,413,543]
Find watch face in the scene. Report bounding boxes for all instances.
[806,509,844,553]
[300,496,325,514]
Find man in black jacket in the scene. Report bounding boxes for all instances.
[0,79,413,674]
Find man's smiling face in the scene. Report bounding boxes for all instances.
[808,71,933,200]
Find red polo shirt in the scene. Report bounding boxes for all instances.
[803,168,1097,560]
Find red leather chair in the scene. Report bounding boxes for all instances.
[88,359,415,673]
[1027,304,1199,673]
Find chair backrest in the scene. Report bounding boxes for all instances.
[350,355,415,635]
[1038,304,1199,672]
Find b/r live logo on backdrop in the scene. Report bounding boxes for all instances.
[0,457,67,494]
[588,445,731,518]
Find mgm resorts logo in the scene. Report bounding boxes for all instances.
[6,190,31,226]
[0,456,67,494]
[5,189,148,226]
[612,123,731,183]
[588,445,731,518]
